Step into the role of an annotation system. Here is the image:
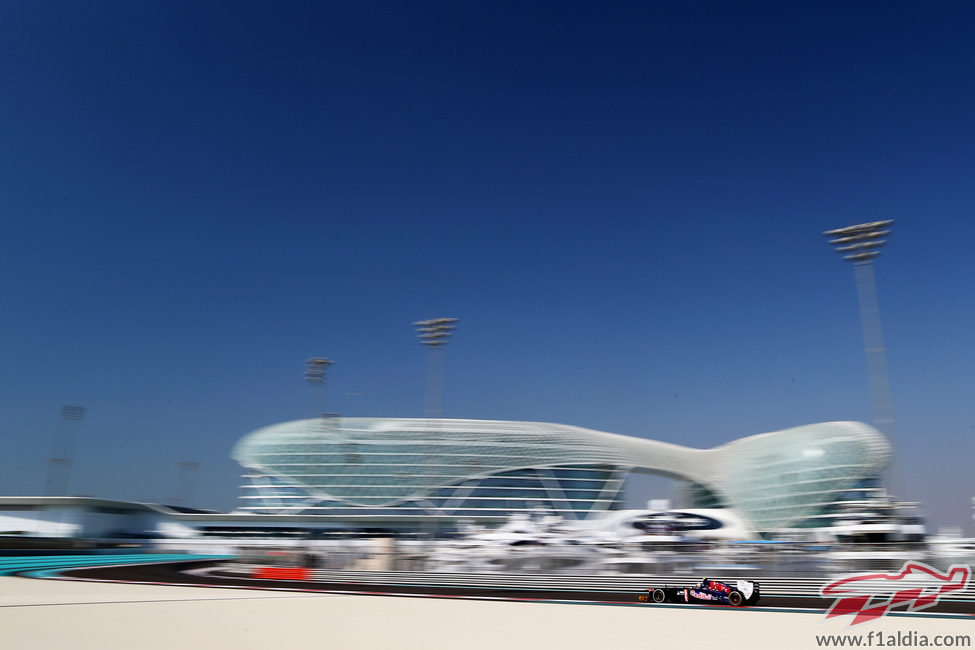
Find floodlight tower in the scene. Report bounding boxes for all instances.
[414,318,458,417]
[43,404,85,496]
[304,357,334,419]
[823,219,897,490]
[175,461,200,507]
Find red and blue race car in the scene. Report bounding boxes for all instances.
[639,577,760,607]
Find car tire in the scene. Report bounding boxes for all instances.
[728,590,744,607]
[652,589,666,603]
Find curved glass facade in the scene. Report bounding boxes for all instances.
[240,464,626,519]
[232,417,889,531]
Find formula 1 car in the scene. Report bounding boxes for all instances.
[638,577,760,607]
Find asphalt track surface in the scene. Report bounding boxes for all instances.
[52,560,975,617]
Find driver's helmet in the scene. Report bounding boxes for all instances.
[700,578,709,588]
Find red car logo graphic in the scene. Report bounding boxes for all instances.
[821,561,971,626]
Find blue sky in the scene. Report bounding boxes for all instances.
[1,2,973,531]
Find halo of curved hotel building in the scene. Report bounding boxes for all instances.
[233,418,890,532]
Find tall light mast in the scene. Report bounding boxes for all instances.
[414,318,458,417]
[44,404,85,496]
[304,357,334,419]
[824,219,896,491]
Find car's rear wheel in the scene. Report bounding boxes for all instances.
[728,591,744,607]
[652,589,666,603]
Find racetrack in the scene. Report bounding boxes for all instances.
[2,566,973,650]
[57,560,975,617]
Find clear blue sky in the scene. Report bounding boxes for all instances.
[1,2,973,531]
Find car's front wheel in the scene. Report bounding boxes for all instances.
[652,589,666,603]
[728,590,744,607]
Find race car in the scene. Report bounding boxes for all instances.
[638,577,760,607]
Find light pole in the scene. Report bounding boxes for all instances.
[44,404,85,496]
[824,219,897,492]
[414,318,458,417]
[175,461,200,507]
[304,357,334,420]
